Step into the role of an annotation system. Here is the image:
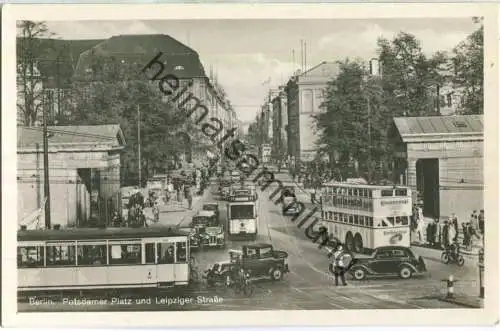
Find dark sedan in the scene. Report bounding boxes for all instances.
[349,246,427,280]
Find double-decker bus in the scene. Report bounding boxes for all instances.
[17,227,192,293]
[320,183,412,253]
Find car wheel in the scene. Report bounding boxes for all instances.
[352,267,366,281]
[457,255,465,267]
[399,266,413,279]
[271,268,283,281]
[440,252,450,264]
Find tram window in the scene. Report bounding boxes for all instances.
[77,245,106,265]
[401,216,409,226]
[157,243,176,264]
[176,242,187,262]
[108,244,141,265]
[145,243,155,264]
[381,189,393,197]
[395,189,407,196]
[46,244,76,266]
[18,246,44,268]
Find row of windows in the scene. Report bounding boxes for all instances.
[323,196,374,212]
[18,242,187,268]
[321,211,410,228]
[322,187,408,198]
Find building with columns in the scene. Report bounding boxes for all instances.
[285,61,339,165]
[17,125,126,229]
[390,115,483,223]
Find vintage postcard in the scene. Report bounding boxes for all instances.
[2,3,498,328]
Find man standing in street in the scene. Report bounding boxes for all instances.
[332,245,351,286]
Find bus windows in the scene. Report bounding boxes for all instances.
[353,215,359,225]
[328,211,333,220]
[381,189,393,197]
[145,243,155,264]
[386,217,395,227]
[348,215,354,224]
[395,189,408,196]
[77,244,106,265]
[368,190,372,198]
[176,242,187,262]
[369,217,374,227]
[397,216,409,226]
[18,246,44,268]
[157,243,176,264]
[109,243,142,265]
[46,244,76,266]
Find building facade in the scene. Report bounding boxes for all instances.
[285,62,339,165]
[271,86,288,163]
[17,125,125,229]
[390,115,483,223]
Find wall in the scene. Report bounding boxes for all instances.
[18,147,122,228]
[297,83,326,161]
[406,138,483,223]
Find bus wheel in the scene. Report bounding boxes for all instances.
[345,232,354,252]
[353,234,363,253]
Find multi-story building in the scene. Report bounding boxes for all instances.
[285,61,339,165]
[71,34,232,167]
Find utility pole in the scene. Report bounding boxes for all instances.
[137,104,142,188]
[42,93,51,229]
[367,94,372,183]
[436,84,441,114]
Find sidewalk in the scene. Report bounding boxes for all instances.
[144,188,212,228]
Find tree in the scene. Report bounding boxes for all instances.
[315,32,449,182]
[450,24,483,114]
[377,32,448,118]
[67,56,199,186]
[17,20,53,126]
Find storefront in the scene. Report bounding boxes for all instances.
[389,115,483,223]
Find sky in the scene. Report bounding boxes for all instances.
[44,19,479,128]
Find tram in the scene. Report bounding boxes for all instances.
[17,227,192,292]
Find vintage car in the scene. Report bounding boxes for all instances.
[230,170,242,183]
[229,243,289,281]
[282,190,300,216]
[349,245,427,280]
[202,202,220,220]
[189,210,225,248]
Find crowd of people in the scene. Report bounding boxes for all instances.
[110,166,212,227]
[411,205,485,252]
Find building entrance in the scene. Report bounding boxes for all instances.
[416,158,440,219]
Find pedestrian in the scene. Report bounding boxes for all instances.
[450,213,459,241]
[153,201,160,223]
[332,245,350,286]
[184,181,193,209]
[478,209,484,235]
[442,221,449,249]
[447,220,456,247]
[416,213,425,243]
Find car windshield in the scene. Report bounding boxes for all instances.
[230,205,254,219]
[192,217,209,225]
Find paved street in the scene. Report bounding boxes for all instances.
[19,175,481,312]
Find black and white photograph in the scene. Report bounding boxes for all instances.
[2,3,498,327]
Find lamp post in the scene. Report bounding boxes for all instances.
[42,93,51,229]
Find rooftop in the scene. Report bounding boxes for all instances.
[393,115,483,141]
[74,34,206,79]
[17,124,126,150]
